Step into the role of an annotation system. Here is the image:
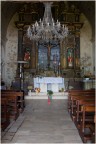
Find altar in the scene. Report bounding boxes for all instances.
[34,77,64,92]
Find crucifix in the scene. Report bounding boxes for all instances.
[39,41,59,69]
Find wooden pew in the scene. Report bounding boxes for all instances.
[1,98,10,131]
[76,97,95,122]
[81,104,95,133]
[80,104,95,143]
[1,90,24,122]
[67,89,95,143]
[68,89,95,93]
[70,94,94,115]
[7,95,19,120]
[69,93,95,117]
[1,95,19,121]
[1,90,24,112]
[68,92,94,120]
[83,115,95,143]
[68,89,95,113]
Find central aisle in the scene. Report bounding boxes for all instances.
[11,99,82,143]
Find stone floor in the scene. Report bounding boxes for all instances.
[2,99,83,143]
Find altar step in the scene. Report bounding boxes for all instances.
[25,92,68,99]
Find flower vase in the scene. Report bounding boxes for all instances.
[48,98,51,105]
[48,95,52,101]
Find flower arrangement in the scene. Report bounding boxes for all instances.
[47,90,53,100]
[47,90,53,96]
[35,88,40,93]
[59,88,64,92]
[28,85,33,90]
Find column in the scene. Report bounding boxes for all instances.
[31,40,36,69]
[60,40,67,69]
[15,22,24,87]
[75,23,83,69]
[15,22,24,61]
[36,42,38,72]
[60,40,64,70]
[75,32,80,69]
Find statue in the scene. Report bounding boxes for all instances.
[67,49,73,67]
[24,51,30,68]
[24,51,30,61]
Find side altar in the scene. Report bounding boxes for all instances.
[34,77,64,92]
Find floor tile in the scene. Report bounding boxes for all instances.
[3,99,83,143]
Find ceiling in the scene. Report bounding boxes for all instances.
[1,1,95,43]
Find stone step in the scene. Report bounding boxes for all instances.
[25,92,68,99]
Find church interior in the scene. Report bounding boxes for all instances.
[1,1,95,143]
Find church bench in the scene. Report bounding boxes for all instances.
[76,97,95,122]
[1,91,24,112]
[70,94,95,113]
[67,90,95,143]
[68,94,95,125]
[80,105,95,143]
[70,95,95,121]
[83,123,95,143]
[67,92,95,123]
[85,123,95,135]
[1,98,10,131]
[1,90,16,91]
[68,90,95,100]
[1,95,19,121]
[94,115,96,123]
[7,95,19,120]
[70,97,95,143]
[68,89,95,100]
[68,89,95,93]
[68,90,95,113]
[85,115,96,143]
[80,104,95,133]
[68,92,95,115]
[73,99,95,136]
[68,89,95,99]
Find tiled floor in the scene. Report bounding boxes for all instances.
[2,99,83,143]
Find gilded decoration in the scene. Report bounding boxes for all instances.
[15,2,83,77]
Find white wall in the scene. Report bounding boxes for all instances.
[4,13,18,87]
[80,13,94,75]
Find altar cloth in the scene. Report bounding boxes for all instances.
[34,77,64,92]
[38,77,63,83]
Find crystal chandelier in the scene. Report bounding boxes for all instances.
[27,2,68,42]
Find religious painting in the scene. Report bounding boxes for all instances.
[67,48,74,68]
[24,47,31,68]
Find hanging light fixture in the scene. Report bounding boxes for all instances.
[27,2,68,42]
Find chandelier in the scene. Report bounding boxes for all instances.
[27,2,69,42]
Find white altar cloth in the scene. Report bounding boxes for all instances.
[34,77,64,92]
[38,77,63,83]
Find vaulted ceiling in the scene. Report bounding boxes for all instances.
[1,1,95,44]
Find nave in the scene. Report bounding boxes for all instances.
[2,99,83,143]
[1,1,95,143]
